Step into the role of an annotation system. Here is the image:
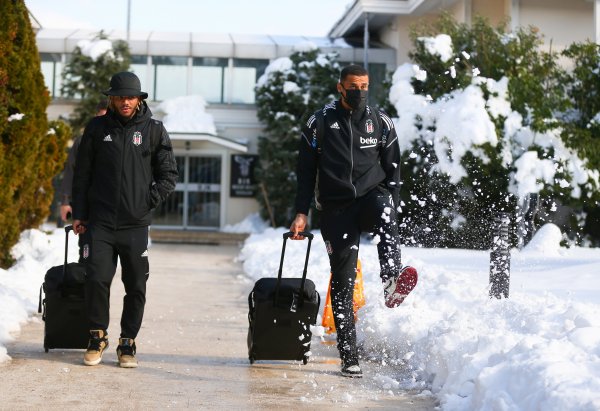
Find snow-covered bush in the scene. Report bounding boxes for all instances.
[391,15,599,248]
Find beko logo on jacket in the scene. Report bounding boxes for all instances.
[360,136,378,147]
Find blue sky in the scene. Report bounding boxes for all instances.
[26,0,352,37]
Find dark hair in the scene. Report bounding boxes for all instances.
[96,99,108,111]
[340,64,369,82]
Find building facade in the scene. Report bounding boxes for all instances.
[329,0,600,66]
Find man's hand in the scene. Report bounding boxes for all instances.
[60,204,72,222]
[289,213,308,240]
[73,219,87,235]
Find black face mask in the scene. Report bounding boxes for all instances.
[341,86,368,111]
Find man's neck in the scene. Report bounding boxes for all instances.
[117,113,134,125]
[337,99,366,116]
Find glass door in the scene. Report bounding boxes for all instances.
[152,155,221,229]
[187,156,221,228]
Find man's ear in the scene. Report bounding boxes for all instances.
[336,82,343,94]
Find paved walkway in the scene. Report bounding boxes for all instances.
[0,243,436,410]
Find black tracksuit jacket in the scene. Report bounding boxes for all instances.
[72,103,178,230]
[295,100,400,215]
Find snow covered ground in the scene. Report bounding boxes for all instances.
[1,220,599,410]
[240,223,600,410]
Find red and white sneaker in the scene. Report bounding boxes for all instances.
[384,266,418,308]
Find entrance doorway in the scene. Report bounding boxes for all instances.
[152,155,222,229]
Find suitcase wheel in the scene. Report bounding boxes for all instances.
[44,346,49,353]
[303,356,308,365]
[249,356,255,364]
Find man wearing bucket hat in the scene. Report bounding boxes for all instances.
[72,71,178,368]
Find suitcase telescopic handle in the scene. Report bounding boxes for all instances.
[63,225,74,276]
[275,231,313,306]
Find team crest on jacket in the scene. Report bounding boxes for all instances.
[132,131,142,146]
[365,119,374,134]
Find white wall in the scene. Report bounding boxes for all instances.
[377,0,595,67]
[519,0,594,50]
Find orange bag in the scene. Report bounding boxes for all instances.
[321,259,366,334]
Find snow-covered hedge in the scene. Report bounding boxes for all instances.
[390,15,600,248]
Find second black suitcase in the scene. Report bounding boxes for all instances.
[38,225,88,352]
[247,231,320,364]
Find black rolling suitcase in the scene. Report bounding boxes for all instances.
[247,231,320,365]
[38,225,88,352]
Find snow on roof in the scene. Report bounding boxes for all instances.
[154,95,216,135]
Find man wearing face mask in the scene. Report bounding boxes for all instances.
[290,64,418,378]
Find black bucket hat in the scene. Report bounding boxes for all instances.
[103,71,148,99]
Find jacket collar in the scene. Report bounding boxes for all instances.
[335,99,370,120]
[107,101,152,127]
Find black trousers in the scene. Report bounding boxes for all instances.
[81,225,149,339]
[320,187,402,366]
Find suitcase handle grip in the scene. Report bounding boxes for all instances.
[282,231,313,240]
[275,231,313,307]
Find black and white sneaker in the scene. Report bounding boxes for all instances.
[341,364,363,378]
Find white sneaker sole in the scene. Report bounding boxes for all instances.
[83,354,103,366]
[118,361,138,368]
[341,371,363,378]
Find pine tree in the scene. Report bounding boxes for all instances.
[61,31,131,134]
[254,47,339,227]
[0,0,70,268]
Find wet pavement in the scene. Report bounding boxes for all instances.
[0,243,437,410]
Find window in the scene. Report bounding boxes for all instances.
[97,55,269,104]
[152,56,188,101]
[40,53,63,98]
[227,58,269,104]
[367,63,387,107]
[152,155,222,228]
[191,57,227,103]
[130,55,153,100]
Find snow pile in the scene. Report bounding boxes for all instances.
[77,38,114,61]
[0,227,76,362]
[154,95,216,134]
[256,57,294,88]
[522,223,563,253]
[239,226,600,410]
[222,212,269,234]
[7,113,25,122]
[292,41,318,53]
[418,34,453,62]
